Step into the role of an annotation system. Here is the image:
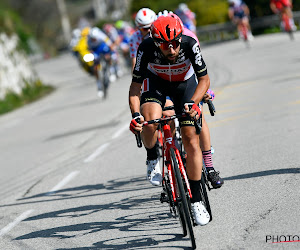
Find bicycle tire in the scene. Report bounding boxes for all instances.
[176,200,187,237]
[200,171,212,221]
[170,148,196,249]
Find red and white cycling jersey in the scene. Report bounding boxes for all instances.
[132,32,207,83]
[270,0,292,10]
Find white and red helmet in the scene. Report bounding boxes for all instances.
[135,8,156,28]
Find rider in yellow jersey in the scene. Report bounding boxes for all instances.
[72,27,94,75]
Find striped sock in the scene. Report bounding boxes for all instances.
[202,150,214,171]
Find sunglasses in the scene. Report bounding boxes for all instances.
[158,40,180,50]
[140,27,151,32]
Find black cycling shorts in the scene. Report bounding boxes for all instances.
[140,72,198,127]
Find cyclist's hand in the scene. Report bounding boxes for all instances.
[184,100,201,120]
[129,112,144,134]
[203,89,215,103]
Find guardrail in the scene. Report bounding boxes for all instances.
[197,11,300,43]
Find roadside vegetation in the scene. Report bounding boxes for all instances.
[0,80,54,115]
[0,3,54,116]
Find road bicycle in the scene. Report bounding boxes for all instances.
[236,21,252,48]
[135,107,213,249]
[97,56,111,99]
[83,53,112,99]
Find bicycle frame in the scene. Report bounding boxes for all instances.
[161,121,192,202]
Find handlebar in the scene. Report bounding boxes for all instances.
[135,100,216,148]
[135,112,200,148]
[207,100,216,116]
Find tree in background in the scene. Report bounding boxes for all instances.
[130,0,300,25]
[129,0,228,25]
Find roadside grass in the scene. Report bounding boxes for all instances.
[0,80,54,115]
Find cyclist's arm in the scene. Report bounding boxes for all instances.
[242,4,250,16]
[191,74,210,105]
[270,2,279,14]
[129,81,142,115]
[228,8,234,20]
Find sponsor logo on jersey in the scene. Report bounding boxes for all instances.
[192,43,202,66]
[154,58,161,64]
[135,51,144,71]
[145,98,162,105]
[150,61,190,75]
[180,120,195,126]
[132,74,142,79]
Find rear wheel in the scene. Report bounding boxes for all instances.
[170,148,196,249]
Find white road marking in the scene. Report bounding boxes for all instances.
[46,171,80,195]
[0,209,34,237]
[83,143,109,163]
[112,123,129,139]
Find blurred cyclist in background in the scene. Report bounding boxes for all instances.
[87,27,114,98]
[69,28,81,56]
[71,27,94,76]
[228,0,254,40]
[174,3,197,34]
[115,20,135,68]
[270,0,297,31]
[103,23,123,79]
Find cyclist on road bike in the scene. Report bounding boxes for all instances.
[71,27,95,76]
[129,9,224,189]
[270,0,297,31]
[129,14,212,226]
[228,0,254,41]
[87,27,114,98]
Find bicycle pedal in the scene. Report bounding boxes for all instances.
[160,192,169,203]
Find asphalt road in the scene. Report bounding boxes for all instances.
[0,32,300,250]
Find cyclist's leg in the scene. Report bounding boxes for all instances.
[140,76,166,186]
[164,97,176,138]
[174,76,210,225]
[200,113,224,188]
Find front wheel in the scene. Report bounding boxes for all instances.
[170,148,196,249]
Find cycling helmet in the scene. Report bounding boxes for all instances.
[228,0,241,5]
[115,20,124,29]
[89,27,101,39]
[135,8,156,28]
[151,15,183,43]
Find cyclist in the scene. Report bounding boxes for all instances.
[270,0,297,31]
[115,20,135,66]
[174,3,197,34]
[129,14,212,226]
[69,28,81,56]
[130,10,224,189]
[87,27,114,98]
[72,27,94,76]
[228,0,254,40]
